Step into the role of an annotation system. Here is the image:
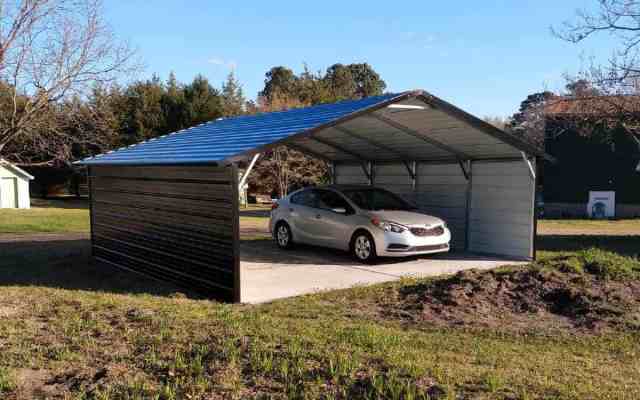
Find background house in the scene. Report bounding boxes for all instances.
[0,159,33,209]
[542,96,640,218]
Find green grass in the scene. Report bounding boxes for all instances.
[0,199,270,235]
[0,208,639,398]
[0,206,90,233]
[0,271,638,399]
[538,219,640,240]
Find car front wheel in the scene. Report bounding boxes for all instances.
[275,222,293,249]
[352,231,377,264]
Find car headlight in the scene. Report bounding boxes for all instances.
[371,218,406,233]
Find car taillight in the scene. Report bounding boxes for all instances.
[271,202,279,211]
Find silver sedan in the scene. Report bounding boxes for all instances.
[269,185,451,263]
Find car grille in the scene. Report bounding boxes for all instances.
[413,243,449,252]
[410,225,445,237]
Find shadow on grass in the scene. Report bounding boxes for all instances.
[537,235,640,257]
[0,236,195,298]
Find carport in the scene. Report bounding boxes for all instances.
[77,90,549,302]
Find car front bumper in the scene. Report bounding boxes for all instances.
[372,227,452,257]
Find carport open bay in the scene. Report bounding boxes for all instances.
[239,210,524,303]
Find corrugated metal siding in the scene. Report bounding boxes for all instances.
[79,94,402,165]
[468,160,535,260]
[415,163,468,250]
[373,163,413,198]
[335,164,369,185]
[89,165,239,301]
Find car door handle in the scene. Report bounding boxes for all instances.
[289,208,294,212]
[315,214,321,219]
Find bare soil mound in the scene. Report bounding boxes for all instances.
[391,250,640,333]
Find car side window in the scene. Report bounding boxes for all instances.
[290,190,317,208]
[316,190,352,213]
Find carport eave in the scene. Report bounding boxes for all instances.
[224,90,556,165]
[222,91,421,164]
[414,92,556,163]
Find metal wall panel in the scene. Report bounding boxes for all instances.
[335,163,369,185]
[89,165,240,301]
[415,162,468,250]
[468,160,535,260]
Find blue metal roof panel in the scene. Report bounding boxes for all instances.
[77,93,405,165]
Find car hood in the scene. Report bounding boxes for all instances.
[367,210,444,227]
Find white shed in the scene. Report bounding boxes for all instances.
[0,159,33,209]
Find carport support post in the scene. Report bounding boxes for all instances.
[328,162,336,184]
[464,160,472,252]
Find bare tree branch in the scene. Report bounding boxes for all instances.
[0,0,137,159]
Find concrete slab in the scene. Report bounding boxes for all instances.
[240,240,526,304]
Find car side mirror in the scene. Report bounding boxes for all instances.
[332,207,347,214]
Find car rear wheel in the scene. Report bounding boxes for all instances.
[275,222,293,249]
[351,231,377,264]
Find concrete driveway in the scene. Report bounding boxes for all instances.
[240,239,525,303]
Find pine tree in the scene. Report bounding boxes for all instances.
[222,71,245,117]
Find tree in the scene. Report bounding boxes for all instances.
[345,63,387,98]
[483,116,509,130]
[0,0,136,162]
[554,0,640,92]
[323,63,387,101]
[509,91,558,148]
[259,66,298,103]
[555,0,640,144]
[118,76,167,145]
[221,70,245,117]
[183,75,223,126]
[323,64,357,100]
[162,72,188,133]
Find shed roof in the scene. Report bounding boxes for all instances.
[0,159,34,180]
[77,90,549,166]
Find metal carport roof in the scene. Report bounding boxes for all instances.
[77,90,549,166]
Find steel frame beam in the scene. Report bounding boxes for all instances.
[333,125,418,181]
[238,153,260,190]
[284,142,334,163]
[458,159,471,181]
[521,151,536,180]
[308,135,370,161]
[370,113,472,160]
[332,125,410,159]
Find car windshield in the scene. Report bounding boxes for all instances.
[342,188,414,211]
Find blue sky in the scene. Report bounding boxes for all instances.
[107,0,613,118]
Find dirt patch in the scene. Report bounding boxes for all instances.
[388,256,640,334]
[11,364,135,399]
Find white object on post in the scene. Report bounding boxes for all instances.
[587,191,616,219]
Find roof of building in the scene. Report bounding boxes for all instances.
[77,90,549,166]
[545,95,640,116]
[0,159,34,180]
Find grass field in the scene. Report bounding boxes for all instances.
[0,199,90,233]
[0,202,639,399]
